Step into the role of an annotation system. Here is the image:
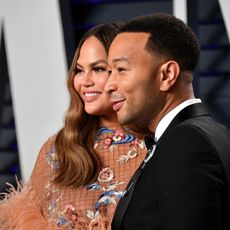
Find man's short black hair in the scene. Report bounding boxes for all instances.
[119,13,200,72]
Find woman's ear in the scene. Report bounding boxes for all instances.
[159,60,180,92]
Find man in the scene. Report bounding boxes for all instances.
[105,13,230,230]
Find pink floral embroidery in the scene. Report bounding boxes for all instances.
[113,129,125,142]
[114,129,125,138]
[64,204,78,224]
[132,138,140,146]
[88,212,108,230]
[94,128,146,153]
[131,138,146,149]
[104,137,113,147]
[97,167,114,183]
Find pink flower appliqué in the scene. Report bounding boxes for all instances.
[97,166,114,183]
[131,138,146,149]
[113,130,125,142]
[64,204,78,223]
[104,137,113,147]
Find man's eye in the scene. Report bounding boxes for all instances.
[117,67,126,72]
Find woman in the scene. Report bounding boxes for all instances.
[0,22,147,229]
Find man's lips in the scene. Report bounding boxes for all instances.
[112,99,125,111]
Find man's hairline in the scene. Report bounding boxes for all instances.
[113,31,155,59]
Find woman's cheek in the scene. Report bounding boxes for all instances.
[99,75,110,88]
[73,77,80,93]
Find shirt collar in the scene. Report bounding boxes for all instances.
[154,98,202,142]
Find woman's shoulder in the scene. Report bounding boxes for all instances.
[29,135,59,187]
[37,135,57,158]
[40,135,57,152]
[32,134,58,172]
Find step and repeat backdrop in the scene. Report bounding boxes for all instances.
[0,0,229,192]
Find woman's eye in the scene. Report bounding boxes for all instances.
[73,67,83,75]
[94,67,106,72]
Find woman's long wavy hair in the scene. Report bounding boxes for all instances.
[54,22,122,187]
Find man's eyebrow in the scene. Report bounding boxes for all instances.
[112,57,130,64]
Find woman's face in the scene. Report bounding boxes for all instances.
[73,36,115,117]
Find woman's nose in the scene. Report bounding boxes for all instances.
[81,73,94,87]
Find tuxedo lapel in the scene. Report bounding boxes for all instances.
[112,103,210,229]
[157,103,210,145]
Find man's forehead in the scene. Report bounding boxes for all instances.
[114,32,149,44]
[109,32,150,58]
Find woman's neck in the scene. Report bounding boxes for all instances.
[99,114,122,130]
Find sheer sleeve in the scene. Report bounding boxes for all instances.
[0,137,57,229]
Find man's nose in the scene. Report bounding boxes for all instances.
[104,73,118,93]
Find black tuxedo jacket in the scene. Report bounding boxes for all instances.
[112,103,230,230]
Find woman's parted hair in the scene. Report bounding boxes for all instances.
[54,22,122,187]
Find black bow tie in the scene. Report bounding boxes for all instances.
[144,134,156,150]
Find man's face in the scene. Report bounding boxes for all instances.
[105,32,163,125]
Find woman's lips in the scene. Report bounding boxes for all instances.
[83,92,101,102]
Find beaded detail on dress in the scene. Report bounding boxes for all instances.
[44,127,147,229]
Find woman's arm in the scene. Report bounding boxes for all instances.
[0,137,57,229]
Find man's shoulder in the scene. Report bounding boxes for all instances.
[181,116,230,140]
[178,116,230,163]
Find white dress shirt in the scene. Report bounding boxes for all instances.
[154,98,202,142]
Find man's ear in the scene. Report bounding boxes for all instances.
[159,61,180,92]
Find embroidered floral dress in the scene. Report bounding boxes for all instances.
[0,128,147,229]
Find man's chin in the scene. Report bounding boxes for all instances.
[117,112,133,126]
